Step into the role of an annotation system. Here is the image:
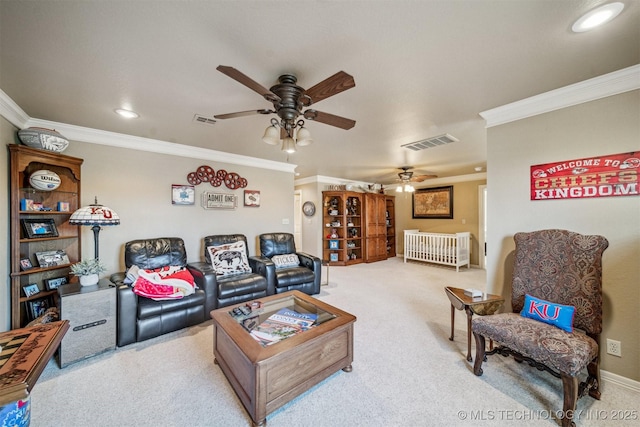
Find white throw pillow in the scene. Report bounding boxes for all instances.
[208,240,252,277]
[271,253,300,269]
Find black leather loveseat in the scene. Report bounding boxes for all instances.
[111,237,216,347]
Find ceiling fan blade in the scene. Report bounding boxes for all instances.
[214,109,273,119]
[305,71,355,104]
[410,174,438,182]
[216,66,280,102]
[303,110,356,130]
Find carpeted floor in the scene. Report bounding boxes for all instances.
[31,257,639,427]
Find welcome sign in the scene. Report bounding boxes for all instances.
[530,152,639,201]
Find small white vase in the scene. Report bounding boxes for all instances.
[79,273,99,286]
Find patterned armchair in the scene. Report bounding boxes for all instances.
[472,229,608,427]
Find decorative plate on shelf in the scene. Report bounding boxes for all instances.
[302,201,316,217]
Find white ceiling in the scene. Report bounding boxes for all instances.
[1,1,638,184]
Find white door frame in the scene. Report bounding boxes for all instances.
[478,185,487,269]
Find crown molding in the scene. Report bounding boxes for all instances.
[480,64,640,128]
[0,89,296,174]
[295,172,486,188]
[0,88,30,128]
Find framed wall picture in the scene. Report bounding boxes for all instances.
[35,250,70,268]
[172,184,195,205]
[45,276,68,291]
[20,258,33,271]
[21,218,59,239]
[22,283,40,298]
[28,298,50,320]
[244,190,260,207]
[412,186,454,219]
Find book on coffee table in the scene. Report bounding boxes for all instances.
[464,288,483,298]
[250,308,318,346]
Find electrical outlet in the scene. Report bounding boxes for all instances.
[606,339,622,357]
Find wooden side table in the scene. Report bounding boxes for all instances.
[444,286,504,362]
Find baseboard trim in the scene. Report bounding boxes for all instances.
[601,370,640,393]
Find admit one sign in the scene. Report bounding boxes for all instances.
[531,152,639,201]
[202,192,238,210]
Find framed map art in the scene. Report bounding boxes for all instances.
[412,186,454,219]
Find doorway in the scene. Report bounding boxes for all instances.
[478,185,487,269]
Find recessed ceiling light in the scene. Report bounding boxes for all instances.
[115,108,139,119]
[572,2,624,33]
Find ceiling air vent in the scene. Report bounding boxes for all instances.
[402,133,459,151]
[193,114,217,126]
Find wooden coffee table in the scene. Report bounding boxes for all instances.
[0,321,69,406]
[445,286,504,362]
[210,290,356,426]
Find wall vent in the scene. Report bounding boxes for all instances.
[402,133,459,151]
[193,114,217,126]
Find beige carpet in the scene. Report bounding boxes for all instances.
[31,257,638,427]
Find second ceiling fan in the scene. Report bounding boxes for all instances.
[395,166,437,183]
[214,66,357,149]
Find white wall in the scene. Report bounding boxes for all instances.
[486,90,640,381]
[296,181,324,257]
[61,142,295,273]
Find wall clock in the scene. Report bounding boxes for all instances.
[302,201,316,217]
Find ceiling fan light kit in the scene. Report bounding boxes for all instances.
[262,120,281,145]
[281,137,297,154]
[396,184,415,193]
[215,65,355,153]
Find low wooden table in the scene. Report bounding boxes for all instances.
[0,321,69,406]
[444,286,504,362]
[210,290,356,426]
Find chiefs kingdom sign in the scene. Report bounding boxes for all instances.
[531,152,639,201]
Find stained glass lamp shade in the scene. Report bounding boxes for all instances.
[69,197,120,259]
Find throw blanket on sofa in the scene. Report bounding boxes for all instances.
[132,266,196,301]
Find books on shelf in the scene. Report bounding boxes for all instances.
[249,308,318,346]
[464,288,483,298]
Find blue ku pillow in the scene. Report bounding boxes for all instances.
[521,294,575,333]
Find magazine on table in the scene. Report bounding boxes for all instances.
[250,308,318,346]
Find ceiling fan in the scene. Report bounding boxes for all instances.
[389,167,437,193]
[395,166,437,183]
[214,66,356,147]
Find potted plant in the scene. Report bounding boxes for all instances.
[70,259,106,286]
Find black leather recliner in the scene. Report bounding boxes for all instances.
[258,232,321,295]
[188,234,273,309]
[111,237,216,347]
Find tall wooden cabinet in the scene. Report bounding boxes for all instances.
[322,191,364,266]
[385,196,396,258]
[363,193,388,263]
[322,191,395,265]
[9,145,83,329]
